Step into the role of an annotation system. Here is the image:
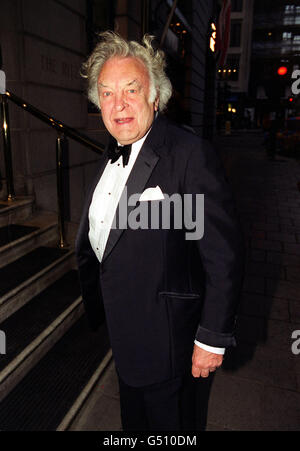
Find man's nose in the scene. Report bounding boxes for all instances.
[114,93,127,111]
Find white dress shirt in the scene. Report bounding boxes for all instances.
[88,130,225,356]
[88,132,149,262]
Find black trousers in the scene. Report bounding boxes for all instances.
[117,372,199,431]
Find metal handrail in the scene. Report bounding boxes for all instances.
[5,90,104,153]
[0,88,105,248]
[0,94,14,200]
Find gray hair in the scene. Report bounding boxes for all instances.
[81,31,172,111]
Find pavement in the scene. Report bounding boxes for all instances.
[69,130,300,431]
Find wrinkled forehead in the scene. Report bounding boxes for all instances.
[98,56,151,86]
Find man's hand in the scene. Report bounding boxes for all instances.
[192,345,223,378]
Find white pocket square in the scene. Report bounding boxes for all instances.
[139,185,165,201]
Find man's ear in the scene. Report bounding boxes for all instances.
[154,95,160,112]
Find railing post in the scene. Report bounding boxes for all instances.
[0,70,15,200]
[56,133,68,248]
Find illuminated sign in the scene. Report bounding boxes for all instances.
[210,23,217,52]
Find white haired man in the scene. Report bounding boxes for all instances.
[75,31,244,431]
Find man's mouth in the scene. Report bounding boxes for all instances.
[114,117,134,125]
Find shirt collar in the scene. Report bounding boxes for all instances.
[117,121,154,155]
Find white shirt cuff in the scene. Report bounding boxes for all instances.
[194,340,225,355]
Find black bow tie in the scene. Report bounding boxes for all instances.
[108,139,132,167]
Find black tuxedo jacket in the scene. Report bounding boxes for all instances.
[75,114,244,387]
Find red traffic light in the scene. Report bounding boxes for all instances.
[278,66,288,76]
[289,97,294,102]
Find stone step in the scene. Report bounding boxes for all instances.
[57,349,113,431]
[0,316,110,431]
[0,270,83,403]
[0,197,35,227]
[66,356,117,431]
[0,245,75,322]
[0,211,58,269]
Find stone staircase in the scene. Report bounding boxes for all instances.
[0,197,111,431]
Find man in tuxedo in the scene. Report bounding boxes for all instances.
[75,31,244,431]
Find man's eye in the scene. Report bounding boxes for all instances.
[103,92,112,97]
[128,89,136,93]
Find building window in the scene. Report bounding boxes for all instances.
[284,5,300,14]
[231,0,243,13]
[230,22,242,47]
[284,4,300,25]
[283,32,292,41]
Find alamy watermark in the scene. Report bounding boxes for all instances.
[291,330,300,355]
[0,330,6,355]
[291,70,300,95]
[103,188,205,241]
